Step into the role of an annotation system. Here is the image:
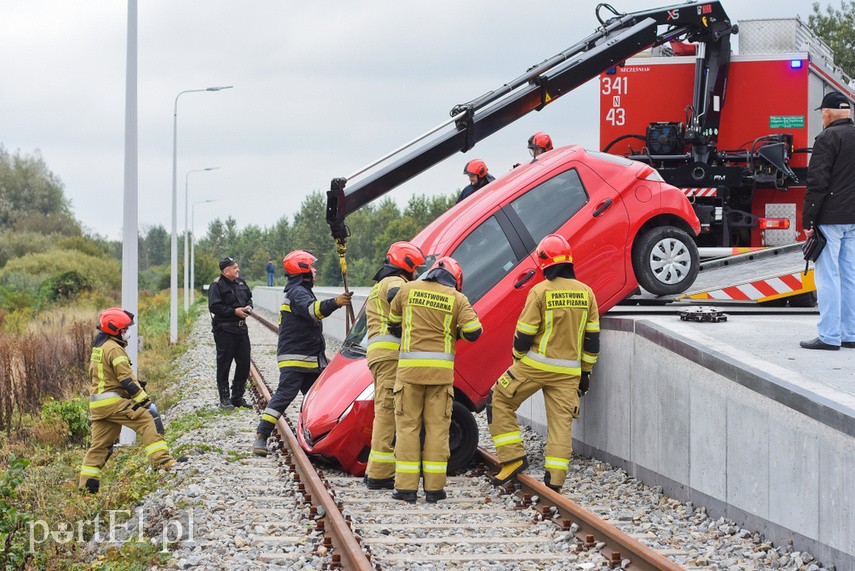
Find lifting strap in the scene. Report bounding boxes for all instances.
[335,238,355,334]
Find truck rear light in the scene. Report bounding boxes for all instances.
[758,218,790,230]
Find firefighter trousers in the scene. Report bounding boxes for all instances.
[256,369,319,437]
[393,382,454,492]
[213,327,251,402]
[488,369,580,488]
[79,399,174,487]
[366,360,398,480]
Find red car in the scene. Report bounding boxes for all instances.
[298,145,701,475]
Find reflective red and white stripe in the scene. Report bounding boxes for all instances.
[688,271,812,301]
[682,188,718,197]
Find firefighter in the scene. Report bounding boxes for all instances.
[488,234,599,492]
[528,132,553,158]
[364,241,426,490]
[388,257,481,502]
[208,256,254,410]
[456,159,495,203]
[253,250,352,456]
[79,308,184,493]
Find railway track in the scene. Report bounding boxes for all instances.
[248,312,684,570]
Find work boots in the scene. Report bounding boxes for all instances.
[490,456,529,486]
[253,433,269,457]
[425,489,447,503]
[391,489,418,503]
[82,478,100,494]
[231,397,251,409]
[543,471,562,493]
[219,396,235,411]
[365,477,395,490]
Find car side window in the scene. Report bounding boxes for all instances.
[451,215,518,303]
[510,168,589,245]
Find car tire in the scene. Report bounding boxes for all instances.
[632,226,699,296]
[447,400,478,474]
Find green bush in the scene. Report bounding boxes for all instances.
[0,455,31,570]
[41,398,90,444]
[0,249,120,292]
[39,270,93,301]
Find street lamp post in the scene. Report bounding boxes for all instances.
[184,167,219,311]
[191,199,216,304]
[170,85,232,344]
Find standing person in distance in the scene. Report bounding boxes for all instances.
[79,308,184,493]
[253,250,352,456]
[488,234,599,492]
[208,257,254,410]
[456,159,495,203]
[388,257,482,503]
[364,241,425,490]
[527,132,553,159]
[266,259,276,287]
[800,91,855,351]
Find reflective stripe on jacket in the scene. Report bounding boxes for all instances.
[514,277,599,381]
[277,280,339,371]
[366,274,407,365]
[388,280,481,385]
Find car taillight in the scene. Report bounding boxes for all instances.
[637,165,664,182]
[758,218,790,230]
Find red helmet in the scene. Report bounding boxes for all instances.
[528,132,553,155]
[428,256,464,291]
[283,250,317,275]
[386,241,425,274]
[536,234,573,270]
[463,159,488,179]
[99,308,135,335]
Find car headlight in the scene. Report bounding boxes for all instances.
[338,384,375,422]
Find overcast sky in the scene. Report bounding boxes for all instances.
[0,0,825,241]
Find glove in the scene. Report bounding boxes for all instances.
[578,372,591,397]
[138,379,148,389]
[335,291,353,307]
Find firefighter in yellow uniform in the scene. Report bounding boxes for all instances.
[488,234,599,492]
[364,241,426,490]
[388,257,482,503]
[79,308,184,493]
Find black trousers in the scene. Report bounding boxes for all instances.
[213,327,251,401]
[257,369,319,436]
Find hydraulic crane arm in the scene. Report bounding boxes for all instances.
[326,1,733,242]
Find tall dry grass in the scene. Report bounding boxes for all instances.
[0,320,91,433]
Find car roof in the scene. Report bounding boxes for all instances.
[411,144,646,255]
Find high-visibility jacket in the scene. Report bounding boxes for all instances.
[366,273,407,366]
[512,277,599,382]
[277,278,340,372]
[88,333,149,409]
[388,280,481,385]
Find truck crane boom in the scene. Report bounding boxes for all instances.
[326,1,735,243]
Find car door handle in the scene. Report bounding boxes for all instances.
[514,269,536,289]
[593,198,613,218]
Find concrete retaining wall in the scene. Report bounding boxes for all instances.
[559,317,854,569]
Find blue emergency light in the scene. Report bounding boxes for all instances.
[790,59,803,69]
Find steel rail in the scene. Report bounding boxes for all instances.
[248,312,373,571]
[476,448,685,571]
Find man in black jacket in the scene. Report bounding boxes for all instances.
[252,250,352,456]
[208,257,254,409]
[457,159,495,203]
[800,91,855,351]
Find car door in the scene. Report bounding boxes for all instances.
[448,212,539,408]
[505,161,630,307]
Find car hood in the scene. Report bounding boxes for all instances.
[301,351,373,441]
